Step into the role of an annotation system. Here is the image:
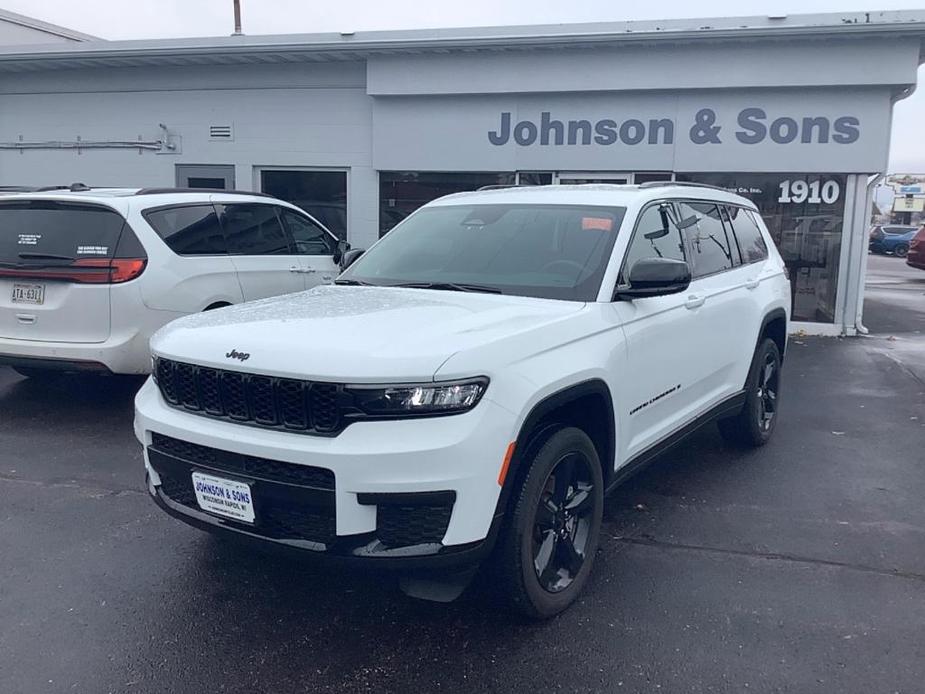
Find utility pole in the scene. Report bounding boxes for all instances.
[232,0,243,35]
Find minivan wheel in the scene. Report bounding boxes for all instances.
[494,426,603,619]
[718,338,782,448]
[894,243,910,258]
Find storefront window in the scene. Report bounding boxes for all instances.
[676,173,847,323]
[260,169,348,240]
[379,171,515,236]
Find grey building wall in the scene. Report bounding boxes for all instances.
[0,62,381,248]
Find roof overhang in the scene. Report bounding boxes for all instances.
[1,10,924,73]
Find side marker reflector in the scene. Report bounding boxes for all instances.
[497,442,516,486]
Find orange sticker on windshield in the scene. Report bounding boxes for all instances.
[582,217,614,231]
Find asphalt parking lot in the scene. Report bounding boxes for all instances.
[1,256,923,694]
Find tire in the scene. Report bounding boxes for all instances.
[493,426,604,619]
[718,338,782,448]
[894,243,909,258]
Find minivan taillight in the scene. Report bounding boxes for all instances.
[0,257,147,284]
[72,258,147,283]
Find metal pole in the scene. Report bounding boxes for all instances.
[232,0,243,35]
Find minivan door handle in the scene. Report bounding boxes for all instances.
[684,294,705,310]
[288,265,302,273]
[745,278,760,290]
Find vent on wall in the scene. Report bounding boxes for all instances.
[209,124,234,141]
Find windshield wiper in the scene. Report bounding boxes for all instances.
[18,252,74,261]
[392,281,503,294]
[333,278,376,286]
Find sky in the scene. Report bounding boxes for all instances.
[4,0,925,173]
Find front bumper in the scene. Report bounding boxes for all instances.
[134,378,517,566]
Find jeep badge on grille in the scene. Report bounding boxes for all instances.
[225,349,250,361]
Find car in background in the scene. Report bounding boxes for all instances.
[0,186,345,377]
[869,224,919,257]
[906,225,925,270]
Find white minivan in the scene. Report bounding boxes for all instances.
[0,187,344,376]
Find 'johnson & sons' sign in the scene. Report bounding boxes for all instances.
[488,109,861,147]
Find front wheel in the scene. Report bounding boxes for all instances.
[494,426,604,619]
[718,338,782,447]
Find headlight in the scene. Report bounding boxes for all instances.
[348,378,488,416]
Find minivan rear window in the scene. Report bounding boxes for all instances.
[0,201,126,265]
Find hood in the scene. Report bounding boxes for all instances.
[151,285,586,382]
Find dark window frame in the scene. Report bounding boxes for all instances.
[724,204,770,266]
[675,199,743,279]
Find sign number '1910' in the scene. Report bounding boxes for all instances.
[778,179,840,205]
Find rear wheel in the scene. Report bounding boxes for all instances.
[718,338,782,447]
[494,426,604,619]
[894,243,910,258]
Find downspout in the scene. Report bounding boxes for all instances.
[855,173,883,335]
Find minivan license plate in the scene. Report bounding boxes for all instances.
[11,283,45,305]
[191,471,255,523]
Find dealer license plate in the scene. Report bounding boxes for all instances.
[191,471,255,523]
[11,283,45,305]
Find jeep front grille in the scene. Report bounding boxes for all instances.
[154,357,344,435]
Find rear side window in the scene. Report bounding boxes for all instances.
[727,207,769,263]
[218,204,291,255]
[677,201,737,277]
[144,204,226,255]
[0,201,127,263]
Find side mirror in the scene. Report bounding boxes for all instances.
[614,258,691,300]
[332,239,350,265]
[340,248,365,270]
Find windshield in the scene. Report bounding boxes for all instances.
[342,203,626,301]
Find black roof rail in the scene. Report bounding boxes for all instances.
[638,181,730,192]
[135,187,274,197]
[475,183,546,192]
[34,182,92,192]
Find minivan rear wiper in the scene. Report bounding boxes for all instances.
[392,281,503,294]
[18,252,75,261]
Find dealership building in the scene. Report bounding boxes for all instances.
[1,11,925,334]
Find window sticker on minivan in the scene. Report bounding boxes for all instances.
[77,245,109,256]
[18,234,41,245]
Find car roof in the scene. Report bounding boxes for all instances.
[0,187,277,206]
[428,183,759,211]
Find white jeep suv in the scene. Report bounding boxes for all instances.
[134,183,789,617]
[0,186,343,376]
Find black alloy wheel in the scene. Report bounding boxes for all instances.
[532,452,597,593]
[756,351,780,433]
[718,337,782,448]
[494,426,604,619]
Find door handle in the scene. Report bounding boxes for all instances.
[684,294,705,310]
[745,278,760,290]
[288,266,302,273]
[303,267,317,274]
